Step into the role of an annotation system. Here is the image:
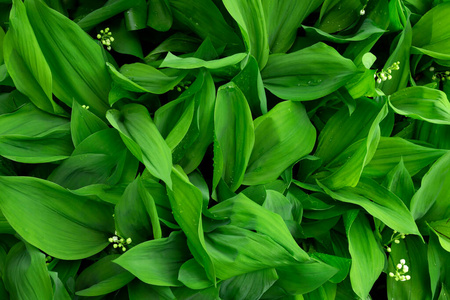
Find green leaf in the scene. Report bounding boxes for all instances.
[167,166,215,283]
[319,178,421,236]
[128,279,176,300]
[4,242,53,300]
[107,62,187,94]
[71,100,109,147]
[231,55,267,116]
[378,19,412,95]
[75,254,134,296]
[114,231,191,286]
[363,137,447,178]
[3,0,64,115]
[109,19,144,59]
[160,52,247,70]
[428,219,450,252]
[411,151,450,222]
[244,101,316,185]
[125,0,148,31]
[107,104,173,188]
[261,42,359,101]
[344,211,385,300]
[318,0,365,33]
[115,176,162,244]
[389,86,450,125]
[412,2,450,60]
[49,271,72,300]
[387,236,432,300]
[315,97,384,164]
[320,100,388,189]
[383,157,415,208]
[311,253,351,283]
[0,176,114,259]
[213,82,254,192]
[223,0,268,68]
[265,260,338,297]
[263,0,323,53]
[304,19,385,43]
[219,268,278,300]
[209,193,310,262]
[148,0,173,31]
[204,225,300,279]
[48,129,138,189]
[76,0,136,31]
[178,70,215,173]
[178,259,213,290]
[169,0,241,48]
[25,0,111,119]
[0,103,73,163]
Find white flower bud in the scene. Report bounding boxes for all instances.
[400,259,406,265]
[360,9,365,15]
[389,272,395,277]
[97,34,101,39]
[403,265,409,272]
[377,78,382,84]
[387,247,391,252]
[429,67,435,72]
[406,275,411,280]
[395,239,400,244]
[397,264,402,269]
[126,238,132,244]
[388,75,392,80]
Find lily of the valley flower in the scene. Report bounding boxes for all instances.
[389,258,411,282]
[376,61,400,84]
[97,27,115,51]
[108,233,132,252]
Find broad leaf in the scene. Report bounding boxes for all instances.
[244,101,316,185]
[0,176,114,259]
[107,104,173,188]
[261,42,358,101]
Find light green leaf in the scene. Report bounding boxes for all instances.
[219,268,278,300]
[244,101,316,185]
[25,0,111,119]
[209,193,310,262]
[363,137,447,178]
[178,259,213,290]
[114,231,190,286]
[223,0,268,68]
[304,19,385,43]
[48,129,138,189]
[178,70,216,173]
[3,0,64,115]
[383,157,415,208]
[263,0,323,53]
[344,211,385,300]
[213,82,254,191]
[107,62,187,94]
[115,176,162,244]
[412,2,450,60]
[160,52,247,70]
[0,103,73,163]
[261,43,359,101]
[167,166,215,283]
[71,100,109,147]
[389,86,450,125]
[428,220,450,252]
[318,0,365,33]
[319,178,421,236]
[128,279,176,300]
[107,104,173,188]
[4,242,53,300]
[411,151,450,222]
[0,176,114,259]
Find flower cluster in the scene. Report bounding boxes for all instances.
[389,259,411,281]
[81,104,89,109]
[97,27,114,51]
[375,61,400,84]
[430,67,450,81]
[108,231,132,252]
[385,230,407,252]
